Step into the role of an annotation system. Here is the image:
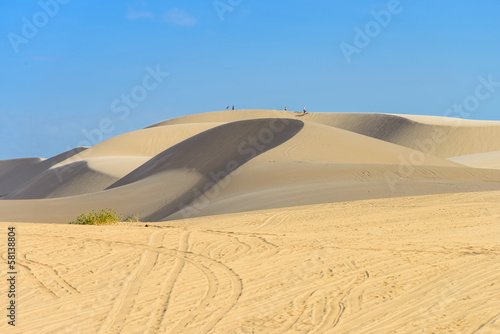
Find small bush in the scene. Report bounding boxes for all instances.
[69,209,122,225]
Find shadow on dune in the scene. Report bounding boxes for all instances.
[106,118,304,221]
[0,147,87,196]
[323,113,417,143]
[5,159,120,199]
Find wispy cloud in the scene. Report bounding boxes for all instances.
[125,4,154,20]
[163,8,197,27]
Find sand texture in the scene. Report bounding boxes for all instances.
[1,191,499,333]
[1,110,499,333]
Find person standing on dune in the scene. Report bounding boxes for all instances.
[303,107,307,114]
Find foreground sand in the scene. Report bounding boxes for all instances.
[1,191,499,333]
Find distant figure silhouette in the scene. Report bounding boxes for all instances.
[285,106,287,111]
[232,106,235,110]
[303,107,307,114]
[227,106,229,110]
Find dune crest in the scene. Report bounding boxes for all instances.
[1,110,499,223]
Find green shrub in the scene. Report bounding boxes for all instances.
[69,209,122,225]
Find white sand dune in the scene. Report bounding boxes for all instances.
[248,121,461,166]
[152,110,500,157]
[1,110,500,223]
[57,123,222,164]
[395,113,500,126]
[1,110,499,333]
[0,118,304,222]
[1,191,499,333]
[448,150,500,170]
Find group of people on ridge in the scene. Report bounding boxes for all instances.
[226,105,308,114]
[285,106,308,114]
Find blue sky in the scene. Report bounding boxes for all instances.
[1,0,500,159]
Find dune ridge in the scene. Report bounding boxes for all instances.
[1,110,499,223]
[151,110,500,157]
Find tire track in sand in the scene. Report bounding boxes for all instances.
[275,290,317,333]
[252,211,292,232]
[18,252,79,295]
[1,250,57,299]
[99,229,164,334]
[146,230,190,333]
[167,248,243,333]
[310,269,369,333]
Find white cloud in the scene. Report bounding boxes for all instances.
[163,8,197,27]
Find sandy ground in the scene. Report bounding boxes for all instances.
[0,191,499,333]
[1,110,500,332]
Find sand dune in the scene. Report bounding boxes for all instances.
[1,110,499,333]
[2,159,498,223]
[449,150,500,170]
[152,110,500,157]
[1,110,500,223]
[1,191,499,333]
[247,121,461,166]
[56,123,222,165]
[108,118,303,189]
[0,147,86,196]
[6,157,149,199]
[0,117,304,222]
[395,113,500,126]
[4,123,222,200]
[168,161,500,220]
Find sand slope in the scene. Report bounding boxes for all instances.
[0,147,86,196]
[151,110,500,157]
[0,118,305,222]
[1,110,500,223]
[6,157,149,199]
[57,123,223,164]
[247,121,461,166]
[449,150,500,170]
[168,161,500,220]
[1,191,499,333]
